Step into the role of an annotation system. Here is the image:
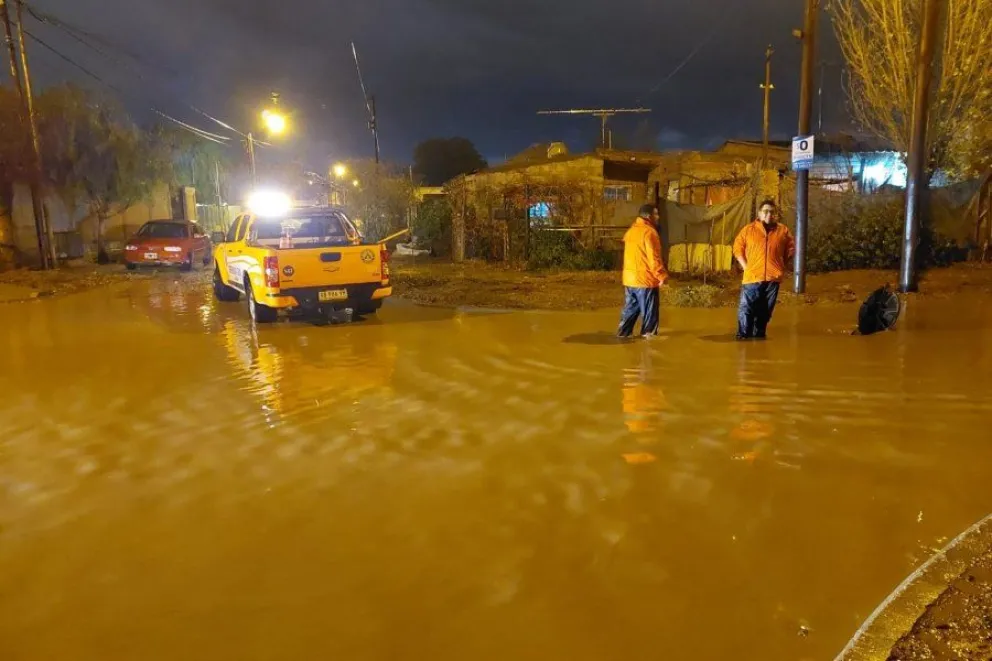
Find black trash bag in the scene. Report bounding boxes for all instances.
[857,285,901,335]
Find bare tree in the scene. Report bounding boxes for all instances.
[832,0,992,178]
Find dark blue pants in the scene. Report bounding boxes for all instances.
[618,287,660,337]
[737,281,780,339]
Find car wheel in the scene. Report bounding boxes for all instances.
[354,300,382,317]
[202,252,211,267]
[213,266,240,302]
[179,253,194,272]
[246,280,277,323]
[125,262,136,271]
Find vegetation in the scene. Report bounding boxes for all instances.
[806,193,962,272]
[411,198,452,256]
[526,229,615,271]
[2,83,176,263]
[154,123,234,205]
[831,0,992,179]
[54,90,171,262]
[341,159,415,242]
[412,137,487,186]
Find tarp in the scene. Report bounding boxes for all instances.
[655,191,756,272]
[658,192,755,248]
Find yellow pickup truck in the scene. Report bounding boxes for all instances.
[211,206,392,323]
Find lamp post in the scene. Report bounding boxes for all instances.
[247,108,288,186]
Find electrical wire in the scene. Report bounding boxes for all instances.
[636,6,739,103]
[24,2,247,139]
[24,29,230,145]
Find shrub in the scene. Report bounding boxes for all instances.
[806,194,962,272]
[411,198,452,256]
[526,229,615,271]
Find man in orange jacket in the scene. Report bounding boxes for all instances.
[732,199,796,340]
[618,204,668,337]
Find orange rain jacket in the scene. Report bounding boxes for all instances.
[732,220,796,285]
[622,217,668,288]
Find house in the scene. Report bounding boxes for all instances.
[447,142,781,266]
[718,135,911,192]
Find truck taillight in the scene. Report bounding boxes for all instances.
[263,256,280,288]
[381,248,390,281]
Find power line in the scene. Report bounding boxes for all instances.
[23,29,230,145]
[24,3,247,139]
[24,3,176,78]
[636,7,739,103]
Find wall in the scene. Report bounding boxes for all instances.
[8,182,172,263]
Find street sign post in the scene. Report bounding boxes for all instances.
[791,135,815,170]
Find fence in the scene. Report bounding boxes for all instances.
[447,172,761,274]
[195,204,241,234]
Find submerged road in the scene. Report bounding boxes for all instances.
[1,275,991,660]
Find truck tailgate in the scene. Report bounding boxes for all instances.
[275,245,382,289]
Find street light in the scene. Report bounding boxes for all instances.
[261,109,287,135]
[352,179,360,187]
[333,163,348,178]
[248,106,290,186]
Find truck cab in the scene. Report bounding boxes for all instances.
[212,206,392,323]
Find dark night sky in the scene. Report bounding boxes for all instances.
[28,0,848,167]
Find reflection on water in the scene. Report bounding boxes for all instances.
[1,277,992,661]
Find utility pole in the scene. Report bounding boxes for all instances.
[761,45,774,168]
[2,0,53,268]
[899,0,943,293]
[793,0,819,294]
[369,95,379,165]
[214,160,223,207]
[351,43,380,165]
[246,132,257,186]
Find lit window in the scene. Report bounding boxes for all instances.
[529,202,551,218]
[604,185,632,202]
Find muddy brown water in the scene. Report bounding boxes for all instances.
[1,276,991,661]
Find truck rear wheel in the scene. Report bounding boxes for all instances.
[353,300,382,318]
[246,280,277,323]
[213,266,240,302]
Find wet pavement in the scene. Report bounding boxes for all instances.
[1,275,992,661]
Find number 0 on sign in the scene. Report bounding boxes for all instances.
[792,135,815,171]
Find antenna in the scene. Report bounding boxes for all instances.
[351,42,379,164]
[537,108,650,148]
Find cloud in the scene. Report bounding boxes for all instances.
[33,0,847,164]
[657,128,689,148]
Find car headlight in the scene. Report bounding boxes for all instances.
[125,244,138,251]
[164,246,182,253]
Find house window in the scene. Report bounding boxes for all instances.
[529,202,552,226]
[604,185,632,202]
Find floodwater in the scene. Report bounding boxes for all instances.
[1,276,991,661]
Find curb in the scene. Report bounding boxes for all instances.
[834,512,992,661]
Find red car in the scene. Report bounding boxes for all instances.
[124,220,212,271]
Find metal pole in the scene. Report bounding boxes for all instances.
[1,0,20,84]
[793,0,819,294]
[899,0,942,293]
[369,95,379,165]
[3,0,51,268]
[214,160,222,207]
[247,132,256,186]
[762,45,774,169]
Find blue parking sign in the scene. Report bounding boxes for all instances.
[791,135,815,170]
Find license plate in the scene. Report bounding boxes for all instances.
[318,289,348,302]
[144,252,158,260]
